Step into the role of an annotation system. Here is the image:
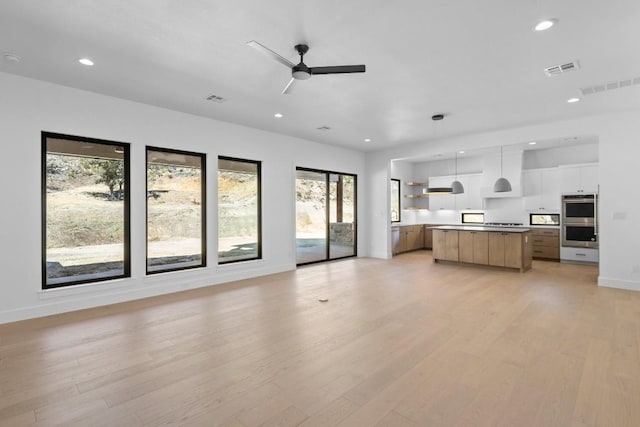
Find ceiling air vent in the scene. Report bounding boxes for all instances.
[206,94,226,103]
[544,61,580,77]
[580,77,640,96]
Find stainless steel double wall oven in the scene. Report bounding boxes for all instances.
[562,194,598,248]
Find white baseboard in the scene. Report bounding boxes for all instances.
[369,251,391,260]
[598,276,640,291]
[0,263,295,325]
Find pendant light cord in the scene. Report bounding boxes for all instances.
[455,152,458,178]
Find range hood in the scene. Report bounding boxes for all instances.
[426,187,453,194]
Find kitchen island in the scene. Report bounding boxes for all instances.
[432,225,533,272]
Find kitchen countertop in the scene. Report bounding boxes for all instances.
[431,225,532,233]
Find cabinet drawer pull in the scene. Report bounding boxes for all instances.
[576,253,587,257]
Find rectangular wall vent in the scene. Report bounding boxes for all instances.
[206,94,226,103]
[580,77,640,96]
[544,61,580,77]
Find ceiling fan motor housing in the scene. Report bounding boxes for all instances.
[292,63,311,80]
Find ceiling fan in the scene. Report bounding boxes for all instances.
[247,41,366,94]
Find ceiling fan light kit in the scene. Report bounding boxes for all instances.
[247,41,366,94]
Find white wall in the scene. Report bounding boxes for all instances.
[365,109,640,291]
[523,142,599,169]
[0,72,367,323]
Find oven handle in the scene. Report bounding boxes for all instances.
[594,193,598,236]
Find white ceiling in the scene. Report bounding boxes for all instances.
[1,0,640,151]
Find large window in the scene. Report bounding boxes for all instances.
[390,179,401,222]
[218,157,261,263]
[146,147,206,273]
[42,132,130,288]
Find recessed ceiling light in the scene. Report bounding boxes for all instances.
[3,53,20,63]
[364,138,371,142]
[528,141,537,145]
[78,58,94,66]
[567,97,581,103]
[274,113,283,118]
[458,150,465,154]
[534,19,557,31]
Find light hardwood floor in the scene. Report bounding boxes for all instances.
[1,252,639,426]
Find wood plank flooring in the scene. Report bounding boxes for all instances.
[1,251,639,426]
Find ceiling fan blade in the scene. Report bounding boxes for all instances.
[309,65,366,75]
[246,40,295,68]
[282,78,296,94]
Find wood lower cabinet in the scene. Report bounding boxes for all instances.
[459,231,488,265]
[531,228,560,261]
[424,226,433,249]
[392,225,425,255]
[489,232,525,269]
[433,229,459,261]
[489,231,532,272]
[434,228,532,272]
[407,225,424,251]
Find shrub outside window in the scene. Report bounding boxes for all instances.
[146,147,206,274]
[218,157,262,264]
[42,132,130,288]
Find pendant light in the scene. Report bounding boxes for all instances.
[451,151,464,194]
[494,146,512,192]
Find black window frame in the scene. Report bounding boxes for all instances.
[390,178,401,223]
[529,213,560,226]
[41,131,131,289]
[295,166,358,266]
[461,212,485,224]
[146,146,207,275]
[217,156,262,265]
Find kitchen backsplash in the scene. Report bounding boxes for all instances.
[409,197,543,225]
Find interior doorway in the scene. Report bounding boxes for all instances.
[295,168,357,265]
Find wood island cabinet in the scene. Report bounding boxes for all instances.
[433,227,532,272]
[489,232,523,268]
[459,231,489,265]
[433,229,459,261]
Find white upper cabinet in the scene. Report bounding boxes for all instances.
[523,168,561,211]
[559,164,599,194]
[454,173,483,210]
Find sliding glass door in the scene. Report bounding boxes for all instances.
[296,168,356,265]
